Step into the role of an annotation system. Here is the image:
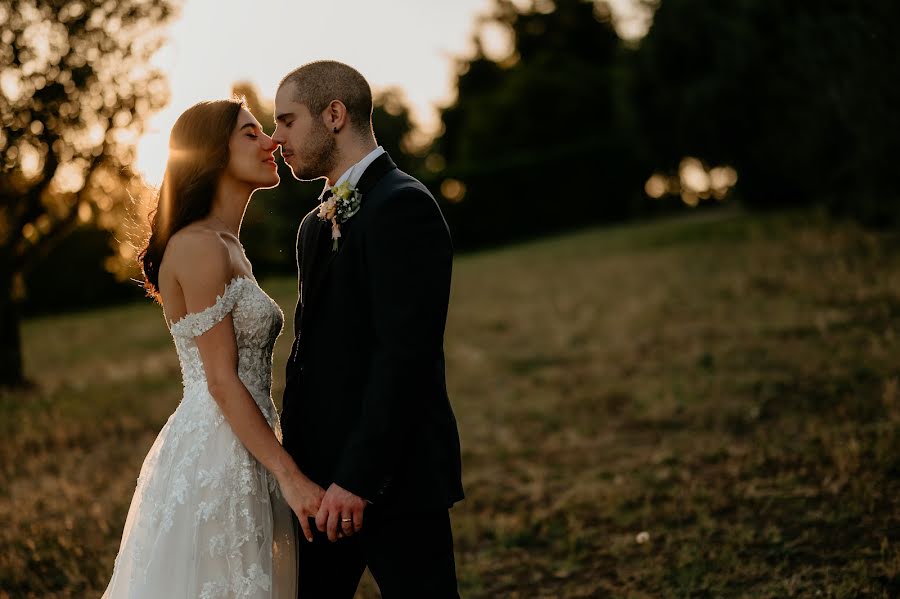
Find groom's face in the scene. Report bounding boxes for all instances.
[273,86,336,181]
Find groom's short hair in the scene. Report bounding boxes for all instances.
[279,61,373,135]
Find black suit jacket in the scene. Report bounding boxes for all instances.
[281,152,464,512]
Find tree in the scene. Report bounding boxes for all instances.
[0,0,177,387]
[432,0,645,249]
[633,0,900,220]
[371,87,424,177]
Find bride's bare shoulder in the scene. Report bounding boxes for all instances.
[161,226,232,286]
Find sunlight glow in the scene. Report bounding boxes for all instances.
[679,158,739,206]
[645,159,739,206]
[478,20,514,62]
[0,70,22,102]
[135,0,500,185]
[134,0,649,185]
[644,173,667,199]
[19,144,42,178]
[680,157,710,194]
[709,166,738,200]
[441,178,467,203]
[53,161,88,193]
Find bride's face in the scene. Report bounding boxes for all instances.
[225,108,279,189]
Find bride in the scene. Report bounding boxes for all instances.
[102,99,322,598]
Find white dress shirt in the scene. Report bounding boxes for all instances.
[321,146,386,198]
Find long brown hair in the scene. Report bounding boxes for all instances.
[138,99,244,302]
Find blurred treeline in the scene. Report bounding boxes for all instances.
[20,0,900,316]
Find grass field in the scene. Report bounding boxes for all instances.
[2,208,899,598]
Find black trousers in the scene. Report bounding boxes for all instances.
[295,507,460,599]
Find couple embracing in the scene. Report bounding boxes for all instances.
[101,61,464,598]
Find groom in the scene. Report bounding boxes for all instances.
[273,61,464,598]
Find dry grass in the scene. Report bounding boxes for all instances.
[2,209,899,598]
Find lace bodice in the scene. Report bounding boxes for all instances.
[168,276,284,425]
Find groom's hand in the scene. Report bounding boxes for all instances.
[316,483,366,541]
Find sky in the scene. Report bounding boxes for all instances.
[135,0,648,184]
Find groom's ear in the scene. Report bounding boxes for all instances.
[323,100,349,133]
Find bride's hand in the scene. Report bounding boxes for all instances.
[278,473,325,542]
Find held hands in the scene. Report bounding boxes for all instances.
[278,473,325,542]
[315,483,366,541]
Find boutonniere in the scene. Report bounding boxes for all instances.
[317,180,362,251]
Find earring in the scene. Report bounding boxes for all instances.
[333,127,338,133]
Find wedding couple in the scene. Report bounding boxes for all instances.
[101,61,464,598]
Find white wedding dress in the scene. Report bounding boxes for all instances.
[102,276,297,599]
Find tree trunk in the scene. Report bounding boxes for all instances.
[0,267,26,388]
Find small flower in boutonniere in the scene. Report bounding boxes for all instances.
[318,180,362,251]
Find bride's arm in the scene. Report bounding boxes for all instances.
[169,231,322,541]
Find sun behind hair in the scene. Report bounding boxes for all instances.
[138,99,244,302]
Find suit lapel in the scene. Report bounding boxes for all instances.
[300,152,398,329]
[355,152,397,196]
[297,210,324,334]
